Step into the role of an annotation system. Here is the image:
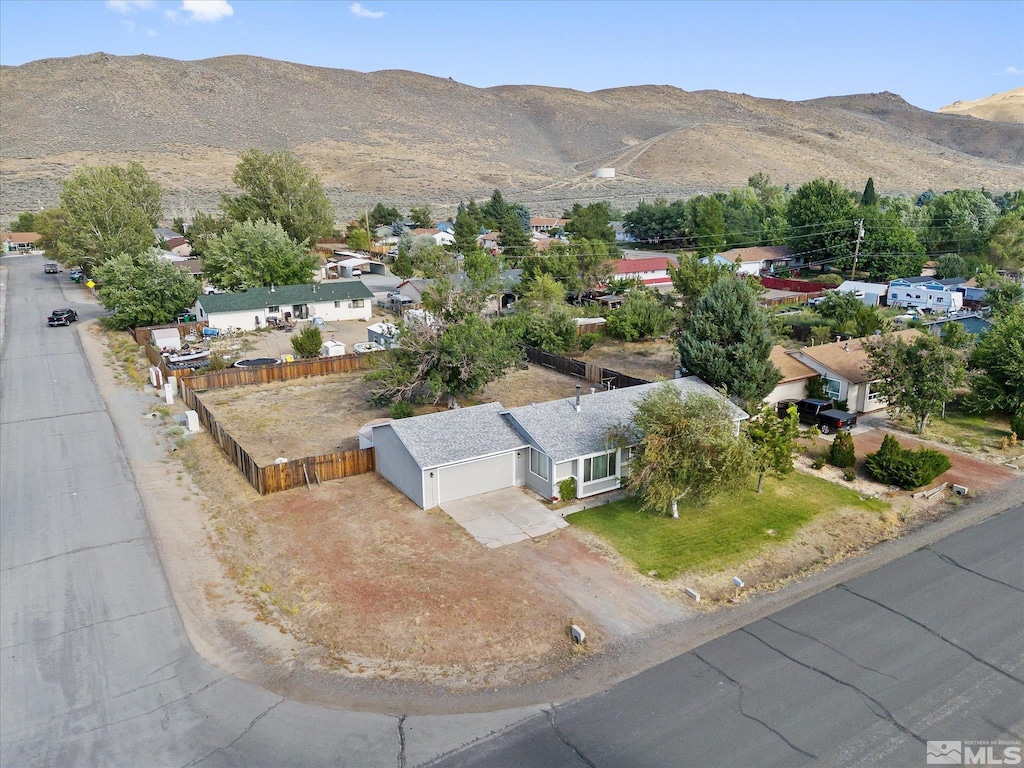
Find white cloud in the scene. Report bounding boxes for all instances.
[174,0,235,23]
[1005,66,1023,76]
[106,0,156,13]
[146,28,158,37]
[349,2,385,19]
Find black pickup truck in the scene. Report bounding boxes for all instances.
[777,398,857,434]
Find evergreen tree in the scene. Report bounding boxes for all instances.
[454,206,482,255]
[497,209,533,259]
[481,189,509,228]
[676,277,780,405]
[861,177,879,206]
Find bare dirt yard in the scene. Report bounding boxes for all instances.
[201,363,585,464]
[578,337,678,382]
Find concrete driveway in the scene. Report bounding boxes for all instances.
[442,488,568,548]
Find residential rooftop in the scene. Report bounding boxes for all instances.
[196,281,373,313]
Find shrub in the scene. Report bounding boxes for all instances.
[558,476,577,501]
[843,467,857,482]
[204,351,228,371]
[579,333,600,351]
[1011,410,1024,441]
[389,401,414,419]
[828,430,856,468]
[290,324,323,358]
[864,434,951,489]
[812,455,827,470]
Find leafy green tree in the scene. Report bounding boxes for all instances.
[977,266,1024,315]
[864,331,970,434]
[366,286,520,408]
[345,225,371,252]
[564,202,615,243]
[369,203,401,230]
[965,304,1024,425]
[935,253,970,280]
[409,205,433,229]
[676,277,780,405]
[786,178,857,265]
[185,212,229,259]
[689,195,726,256]
[747,403,800,493]
[221,149,334,245]
[861,177,878,207]
[34,207,66,256]
[413,244,459,279]
[391,249,414,279]
[58,162,162,270]
[201,219,318,290]
[8,211,37,232]
[463,249,502,287]
[94,251,200,330]
[668,252,736,308]
[613,385,753,518]
[605,290,674,341]
[497,209,534,259]
[171,216,186,235]
[922,189,999,254]
[986,211,1024,271]
[291,325,324,358]
[941,318,974,352]
[501,273,579,352]
[858,207,926,279]
[815,291,864,325]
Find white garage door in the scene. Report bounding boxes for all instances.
[437,453,515,504]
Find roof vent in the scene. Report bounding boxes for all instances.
[844,342,850,352]
[270,283,276,293]
[575,384,582,412]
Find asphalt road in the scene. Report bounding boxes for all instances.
[1,254,1021,767]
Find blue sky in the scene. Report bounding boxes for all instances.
[1,1,1021,110]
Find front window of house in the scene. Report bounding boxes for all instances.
[823,378,841,400]
[530,450,549,481]
[268,305,280,313]
[334,301,341,308]
[583,450,617,483]
[352,299,364,308]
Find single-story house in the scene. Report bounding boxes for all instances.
[173,259,204,280]
[154,226,180,242]
[836,280,889,307]
[704,245,793,276]
[394,278,431,304]
[477,231,500,252]
[610,221,638,243]
[371,378,748,509]
[789,329,923,413]
[764,346,819,406]
[611,256,676,288]
[194,281,373,331]
[163,236,192,257]
[410,228,455,247]
[529,217,568,234]
[887,277,964,313]
[1,232,41,252]
[953,277,988,306]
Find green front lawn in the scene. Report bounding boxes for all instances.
[569,472,888,580]
[891,403,1015,452]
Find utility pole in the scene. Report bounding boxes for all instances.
[849,219,865,281]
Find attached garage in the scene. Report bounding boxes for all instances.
[372,403,528,509]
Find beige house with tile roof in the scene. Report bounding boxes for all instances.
[765,346,819,406]
[790,329,923,413]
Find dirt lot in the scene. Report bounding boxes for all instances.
[202,363,585,464]
[579,337,678,381]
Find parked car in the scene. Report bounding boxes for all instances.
[49,308,78,323]
[68,268,84,283]
[44,262,60,274]
[777,398,857,434]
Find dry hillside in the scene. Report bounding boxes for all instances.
[2,53,1023,222]
[939,87,1024,124]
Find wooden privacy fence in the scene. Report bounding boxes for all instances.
[523,346,650,389]
[179,377,375,494]
[759,276,828,293]
[182,353,375,392]
[131,320,207,346]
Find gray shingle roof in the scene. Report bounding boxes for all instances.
[381,402,528,469]
[197,281,373,314]
[506,377,748,463]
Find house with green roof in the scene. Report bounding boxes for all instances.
[193,281,374,331]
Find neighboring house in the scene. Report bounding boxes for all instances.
[789,329,923,413]
[704,245,793,276]
[436,221,455,233]
[154,226,180,242]
[610,221,638,243]
[153,247,188,263]
[450,269,521,314]
[477,231,500,253]
[529,217,568,234]
[611,256,676,288]
[163,236,192,257]
[410,228,455,247]
[765,346,819,406]
[953,277,988,306]
[1,232,41,252]
[173,259,204,280]
[194,281,373,331]
[371,378,748,509]
[887,277,964,313]
[836,280,889,307]
[394,278,431,304]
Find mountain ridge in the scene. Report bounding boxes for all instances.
[1,53,1022,221]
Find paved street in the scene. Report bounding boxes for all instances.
[1,253,1021,767]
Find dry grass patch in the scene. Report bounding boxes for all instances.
[579,338,678,382]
